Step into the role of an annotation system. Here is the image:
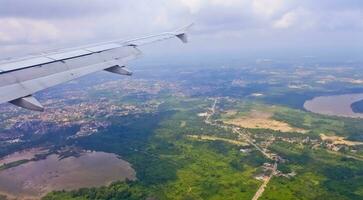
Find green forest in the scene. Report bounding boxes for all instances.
[43,98,363,200]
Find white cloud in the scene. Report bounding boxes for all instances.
[323,10,363,30]
[273,10,298,29]
[0,0,362,59]
[273,8,314,29]
[0,18,60,44]
[252,0,286,17]
[211,0,246,7]
[179,0,204,13]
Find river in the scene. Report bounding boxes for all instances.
[304,93,363,118]
[0,151,136,200]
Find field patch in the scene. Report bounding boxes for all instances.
[223,110,307,133]
[187,135,249,146]
[320,134,363,146]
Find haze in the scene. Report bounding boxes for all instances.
[0,0,362,62]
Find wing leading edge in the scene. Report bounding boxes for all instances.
[0,24,192,111]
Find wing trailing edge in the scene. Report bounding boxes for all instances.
[9,96,44,112]
[104,66,133,76]
[0,24,193,111]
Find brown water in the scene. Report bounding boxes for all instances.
[0,148,48,167]
[304,93,363,118]
[0,151,136,200]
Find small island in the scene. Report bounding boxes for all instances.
[351,99,363,114]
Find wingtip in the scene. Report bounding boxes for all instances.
[176,23,194,33]
[175,23,193,43]
[176,33,188,43]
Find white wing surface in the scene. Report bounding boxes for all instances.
[0,24,192,111]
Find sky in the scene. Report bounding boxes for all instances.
[0,0,362,63]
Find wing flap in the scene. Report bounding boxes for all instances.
[10,96,44,112]
[0,46,141,104]
[0,60,123,104]
[105,66,132,76]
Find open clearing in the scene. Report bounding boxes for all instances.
[187,135,249,146]
[320,134,363,146]
[223,110,307,133]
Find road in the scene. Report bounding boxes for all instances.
[205,99,273,159]
[233,128,274,160]
[251,162,277,200]
[204,98,278,200]
[205,98,217,123]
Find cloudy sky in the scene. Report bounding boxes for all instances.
[0,0,362,62]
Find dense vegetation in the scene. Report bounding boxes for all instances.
[0,125,80,157]
[44,181,147,200]
[262,141,363,200]
[44,98,265,200]
[272,107,363,141]
[2,65,363,200]
[42,98,363,200]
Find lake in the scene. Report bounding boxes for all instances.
[304,93,363,118]
[0,148,48,167]
[0,151,136,200]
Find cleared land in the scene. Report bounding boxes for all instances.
[187,135,249,146]
[320,134,363,146]
[223,110,307,133]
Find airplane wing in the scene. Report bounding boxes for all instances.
[0,24,192,111]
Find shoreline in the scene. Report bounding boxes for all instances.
[304,93,363,118]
